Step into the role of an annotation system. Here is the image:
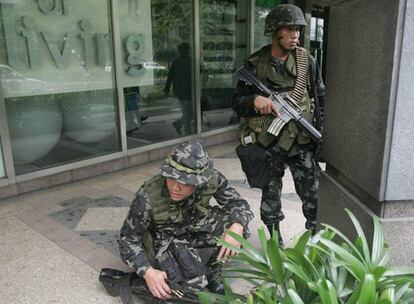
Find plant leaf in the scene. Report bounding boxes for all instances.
[378,287,394,303]
[317,238,367,280]
[321,223,366,264]
[266,237,285,284]
[373,266,387,281]
[285,248,320,280]
[228,254,274,277]
[384,266,414,277]
[371,212,385,265]
[283,261,313,283]
[223,279,234,303]
[218,231,266,263]
[358,273,377,304]
[293,230,312,255]
[258,227,268,259]
[317,279,339,304]
[394,283,412,302]
[198,291,227,304]
[285,289,305,304]
[345,209,371,264]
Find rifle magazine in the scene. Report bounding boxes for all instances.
[267,117,287,137]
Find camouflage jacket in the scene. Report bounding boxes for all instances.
[118,169,253,276]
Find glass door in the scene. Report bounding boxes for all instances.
[115,0,196,149]
[199,0,249,131]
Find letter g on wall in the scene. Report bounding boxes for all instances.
[124,34,146,76]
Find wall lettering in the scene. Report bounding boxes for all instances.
[96,33,109,67]
[1,1,146,79]
[41,32,75,69]
[125,34,145,76]
[21,16,41,69]
[37,0,67,15]
[79,19,94,67]
[2,4,25,70]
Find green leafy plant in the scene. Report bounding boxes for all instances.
[199,209,414,303]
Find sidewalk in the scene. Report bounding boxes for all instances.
[0,141,306,304]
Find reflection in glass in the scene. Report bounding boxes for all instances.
[116,0,194,149]
[0,0,120,175]
[200,0,248,131]
[124,86,148,135]
[164,43,193,136]
[310,17,324,74]
[253,1,273,52]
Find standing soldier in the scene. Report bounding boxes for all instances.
[232,4,325,244]
[118,140,253,300]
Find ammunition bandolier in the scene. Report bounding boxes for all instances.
[243,45,315,151]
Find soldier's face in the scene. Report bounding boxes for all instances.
[166,178,196,201]
[273,25,301,51]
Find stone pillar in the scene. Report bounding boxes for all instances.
[317,0,414,265]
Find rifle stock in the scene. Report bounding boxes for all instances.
[234,66,322,142]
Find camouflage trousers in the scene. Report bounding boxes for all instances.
[147,208,235,292]
[260,143,320,232]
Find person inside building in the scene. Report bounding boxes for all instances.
[118,140,253,300]
[123,86,148,135]
[164,42,193,136]
[232,4,325,245]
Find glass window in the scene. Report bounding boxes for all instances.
[0,0,120,175]
[310,4,328,81]
[200,0,248,131]
[253,1,274,52]
[115,0,195,149]
[0,138,5,178]
[310,17,324,69]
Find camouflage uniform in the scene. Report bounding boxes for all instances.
[118,140,253,292]
[232,4,325,233]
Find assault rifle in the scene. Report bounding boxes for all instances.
[99,268,200,304]
[234,66,322,142]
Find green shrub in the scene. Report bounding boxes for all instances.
[199,209,414,304]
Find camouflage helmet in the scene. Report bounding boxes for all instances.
[264,4,307,36]
[160,140,214,186]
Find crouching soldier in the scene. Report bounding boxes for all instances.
[117,140,253,301]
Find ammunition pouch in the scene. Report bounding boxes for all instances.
[246,115,276,148]
[158,241,207,287]
[236,143,272,189]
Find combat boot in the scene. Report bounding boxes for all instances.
[266,223,284,247]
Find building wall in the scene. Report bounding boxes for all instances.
[318,0,414,266]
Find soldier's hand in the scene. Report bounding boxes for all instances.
[254,95,278,115]
[218,222,244,260]
[143,267,172,299]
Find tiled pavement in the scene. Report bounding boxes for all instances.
[0,141,307,304]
